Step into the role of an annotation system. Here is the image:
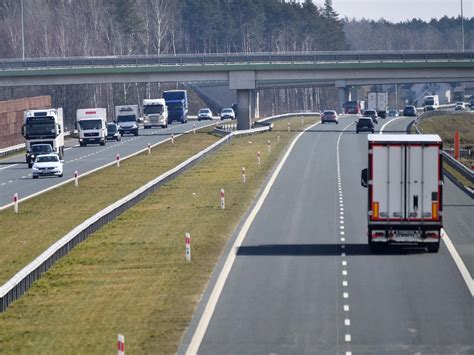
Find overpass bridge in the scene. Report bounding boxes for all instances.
[1,51,473,129]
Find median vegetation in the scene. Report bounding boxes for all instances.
[0,116,319,353]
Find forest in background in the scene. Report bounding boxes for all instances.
[0,0,472,126]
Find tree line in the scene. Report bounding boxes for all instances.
[0,0,472,125]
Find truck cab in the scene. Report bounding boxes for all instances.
[142,99,168,129]
[163,90,188,124]
[115,105,139,136]
[76,108,108,146]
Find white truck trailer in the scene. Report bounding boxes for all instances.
[76,108,108,146]
[115,105,139,136]
[367,92,388,118]
[361,134,443,253]
[22,108,65,166]
[142,99,168,129]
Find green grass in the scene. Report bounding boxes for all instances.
[0,127,220,285]
[0,116,319,354]
[415,113,474,148]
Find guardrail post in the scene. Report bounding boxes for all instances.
[185,232,191,262]
[257,151,261,165]
[220,188,225,210]
[171,134,174,144]
[454,130,460,160]
[277,131,280,142]
[116,154,120,167]
[147,143,151,154]
[13,193,19,214]
[74,170,79,187]
[241,167,246,183]
[118,334,125,355]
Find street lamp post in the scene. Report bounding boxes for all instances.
[21,0,25,60]
[461,0,465,52]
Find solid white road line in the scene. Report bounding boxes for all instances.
[380,115,407,134]
[442,228,474,297]
[0,163,19,171]
[185,121,322,354]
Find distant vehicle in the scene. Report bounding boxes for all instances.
[142,98,168,129]
[163,90,188,124]
[454,102,466,111]
[32,153,63,179]
[361,134,443,253]
[26,143,53,168]
[197,108,213,121]
[403,105,417,117]
[343,100,365,114]
[356,117,375,133]
[363,109,378,124]
[321,110,339,124]
[388,109,399,117]
[220,108,236,120]
[22,108,65,166]
[423,95,439,111]
[76,108,108,146]
[115,105,139,136]
[106,123,121,141]
[367,92,388,118]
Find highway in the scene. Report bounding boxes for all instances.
[181,115,473,354]
[0,120,213,208]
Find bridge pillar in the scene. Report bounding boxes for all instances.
[236,89,251,130]
[229,71,255,130]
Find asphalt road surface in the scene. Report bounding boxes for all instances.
[0,120,214,208]
[180,115,473,354]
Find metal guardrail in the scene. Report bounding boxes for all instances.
[0,51,473,70]
[0,113,312,312]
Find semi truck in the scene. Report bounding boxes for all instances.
[367,92,388,118]
[361,134,443,253]
[76,108,108,146]
[343,100,365,114]
[163,90,188,124]
[423,95,439,111]
[115,105,139,136]
[22,108,65,167]
[142,99,168,128]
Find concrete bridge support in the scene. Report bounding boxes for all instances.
[229,71,256,130]
[236,89,251,130]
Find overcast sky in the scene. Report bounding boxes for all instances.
[313,0,473,23]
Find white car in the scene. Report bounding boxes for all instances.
[220,108,235,120]
[32,153,64,179]
[198,108,213,121]
[455,102,466,111]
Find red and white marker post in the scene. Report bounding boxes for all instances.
[241,167,246,183]
[116,153,120,168]
[13,193,19,214]
[147,143,151,154]
[117,334,125,355]
[267,140,271,153]
[277,131,280,142]
[287,122,291,132]
[220,188,225,210]
[185,232,191,262]
[193,123,196,134]
[171,133,175,144]
[257,151,261,165]
[301,116,304,126]
[74,170,79,187]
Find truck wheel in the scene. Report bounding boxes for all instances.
[28,163,33,168]
[33,175,38,179]
[356,129,359,133]
[134,131,138,136]
[427,243,440,253]
[100,140,105,146]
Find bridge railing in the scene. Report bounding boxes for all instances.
[0,51,473,70]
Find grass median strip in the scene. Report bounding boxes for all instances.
[0,127,219,285]
[0,116,319,354]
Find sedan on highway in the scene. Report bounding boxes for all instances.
[363,109,378,124]
[32,153,64,179]
[220,108,236,120]
[388,109,399,117]
[403,105,418,117]
[106,123,122,141]
[454,102,466,111]
[198,108,213,121]
[321,110,339,124]
[356,117,375,133]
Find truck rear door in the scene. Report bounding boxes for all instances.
[370,143,441,222]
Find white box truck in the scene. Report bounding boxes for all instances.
[76,108,107,146]
[22,108,65,167]
[142,99,168,129]
[361,134,443,253]
[423,95,439,111]
[367,92,388,118]
[115,105,139,136]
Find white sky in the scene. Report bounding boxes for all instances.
[313,0,473,22]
